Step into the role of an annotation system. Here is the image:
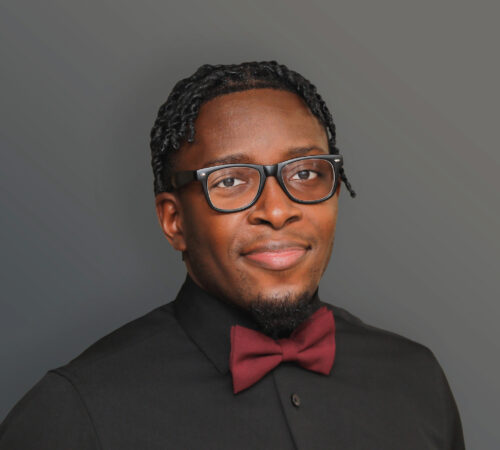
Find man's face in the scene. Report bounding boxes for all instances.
[156,88,340,312]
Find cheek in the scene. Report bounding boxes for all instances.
[183,210,241,259]
[313,203,339,247]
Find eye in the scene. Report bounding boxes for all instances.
[290,170,319,181]
[213,177,245,188]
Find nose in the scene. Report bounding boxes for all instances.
[247,175,302,229]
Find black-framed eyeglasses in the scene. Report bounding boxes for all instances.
[168,154,344,213]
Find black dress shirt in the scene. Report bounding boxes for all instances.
[0,273,465,449]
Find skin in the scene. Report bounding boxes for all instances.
[155,88,341,318]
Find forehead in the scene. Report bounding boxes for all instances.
[177,88,329,168]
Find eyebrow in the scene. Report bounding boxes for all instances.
[202,146,327,167]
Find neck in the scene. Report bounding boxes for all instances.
[186,271,321,339]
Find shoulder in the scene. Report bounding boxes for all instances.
[55,301,183,380]
[323,302,465,448]
[0,301,187,448]
[325,301,460,408]
[66,302,177,365]
[1,301,183,447]
[0,371,99,449]
[324,301,444,371]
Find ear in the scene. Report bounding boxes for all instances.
[155,192,187,252]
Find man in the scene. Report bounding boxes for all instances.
[0,61,465,449]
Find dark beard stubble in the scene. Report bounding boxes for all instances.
[246,286,322,340]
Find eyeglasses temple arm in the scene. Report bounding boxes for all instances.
[171,170,198,189]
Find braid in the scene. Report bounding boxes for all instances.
[149,61,357,198]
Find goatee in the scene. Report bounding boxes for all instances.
[246,287,321,340]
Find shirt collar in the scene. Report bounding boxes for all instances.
[172,272,328,374]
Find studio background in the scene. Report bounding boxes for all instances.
[1,1,498,448]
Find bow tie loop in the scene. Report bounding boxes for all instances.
[229,305,336,394]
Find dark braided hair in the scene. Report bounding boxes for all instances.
[150,61,357,198]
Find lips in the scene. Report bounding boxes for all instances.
[241,241,310,271]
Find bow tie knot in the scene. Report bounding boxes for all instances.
[229,305,336,394]
[277,338,299,362]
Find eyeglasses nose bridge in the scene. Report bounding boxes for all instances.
[257,163,288,200]
[263,163,279,177]
[260,163,283,191]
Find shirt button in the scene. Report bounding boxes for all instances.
[291,393,301,407]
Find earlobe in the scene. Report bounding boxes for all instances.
[155,192,187,252]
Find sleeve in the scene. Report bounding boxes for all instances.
[433,356,466,450]
[0,370,100,450]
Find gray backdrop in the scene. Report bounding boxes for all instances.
[1,1,498,448]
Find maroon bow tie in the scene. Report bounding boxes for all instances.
[229,306,336,394]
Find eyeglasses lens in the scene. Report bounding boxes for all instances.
[206,158,335,210]
[282,158,335,201]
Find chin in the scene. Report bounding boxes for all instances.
[253,282,310,302]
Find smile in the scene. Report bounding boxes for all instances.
[242,247,308,271]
